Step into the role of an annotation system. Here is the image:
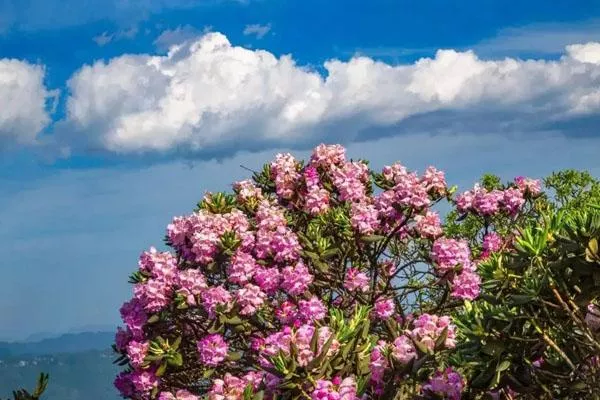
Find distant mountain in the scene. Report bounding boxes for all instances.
[0,332,120,400]
[0,331,114,357]
[0,349,120,400]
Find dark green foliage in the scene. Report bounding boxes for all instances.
[447,170,600,399]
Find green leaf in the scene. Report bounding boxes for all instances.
[434,327,449,351]
[496,360,511,372]
[203,368,215,378]
[253,391,265,400]
[586,238,599,262]
[227,351,244,361]
[360,235,386,243]
[156,361,168,377]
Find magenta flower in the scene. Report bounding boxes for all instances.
[197,334,228,367]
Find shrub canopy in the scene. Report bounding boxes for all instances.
[111,145,600,400]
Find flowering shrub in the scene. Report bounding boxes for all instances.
[112,144,578,399]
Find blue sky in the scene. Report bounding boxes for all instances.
[2,0,600,341]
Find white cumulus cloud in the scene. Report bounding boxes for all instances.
[63,32,600,155]
[0,59,55,146]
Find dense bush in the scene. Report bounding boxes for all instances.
[111,145,600,400]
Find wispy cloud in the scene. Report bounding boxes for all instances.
[472,19,600,57]
[92,26,139,46]
[243,23,272,39]
[153,25,212,52]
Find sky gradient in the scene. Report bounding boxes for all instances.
[2,0,600,340]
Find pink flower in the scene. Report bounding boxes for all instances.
[233,179,263,202]
[369,341,389,393]
[373,298,395,320]
[208,373,256,400]
[350,202,380,235]
[344,268,370,293]
[158,390,199,400]
[515,176,542,196]
[236,284,267,315]
[134,278,172,312]
[253,266,281,294]
[422,368,464,400]
[227,251,258,285]
[451,269,481,300]
[197,334,228,366]
[176,268,207,306]
[414,211,443,239]
[114,371,135,397]
[130,369,159,393]
[275,301,299,325]
[391,335,416,364]
[126,340,149,368]
[310,144,346,169]
[271,153,301,200]
[200,286,232,318]
[430,238,472,274]
[473,188,503,216]
[299,296,327,321]
[115,326,132,352]
[281,261,313,296]
[482,232,503,257]
[502,187,525,215]
[138,247,178,284]
[330,161,369,203]
[119,298,147,340]
[310,376,358,400]
[409,314,456,351]
[422,166,446,196]
[303,166,330,215]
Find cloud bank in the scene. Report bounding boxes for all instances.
[61,32,600,155]
[3,32,600,156]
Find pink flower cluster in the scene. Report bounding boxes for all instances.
[368,314,456,391]
[408,313,457,351]
[481,232,504,259]
[455,177,539,217]
[344,268,370,292]
[167,209,254,265]
[159,390,199,400]
[271,153,301,200]
[430,238,481,300]
[303,166,330,215]
[310,376,358,400]
[421,368,464,400]
[514,176,542,196]
[233,179,263,203]
[114,369,159,398]
[208,372,263,400]
[197,334,229,367]
[257,324,339,368]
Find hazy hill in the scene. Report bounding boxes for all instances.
[0,331,114,357]
[0,332,119,400]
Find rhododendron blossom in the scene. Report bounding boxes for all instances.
[112,143,544,399]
